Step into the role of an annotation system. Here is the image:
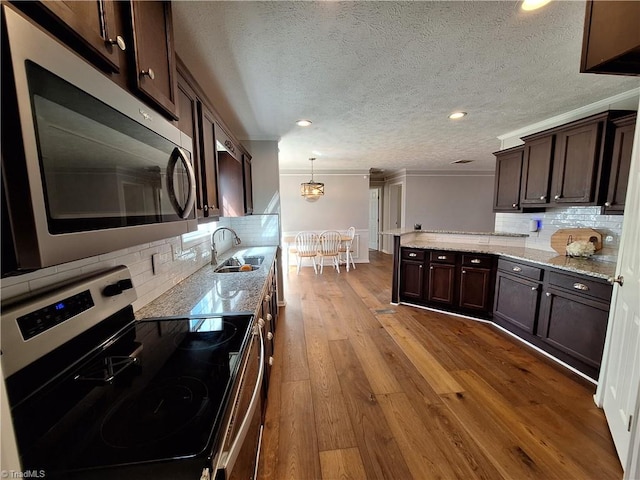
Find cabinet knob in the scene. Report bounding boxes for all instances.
[106,35,126,51]
[462,270,467,274]
[266,313,273,321]
[604,202,611,207]
[554,194,560,200]
[203,204,209,212]
[430,266,433,270]
[608,275,624,286]
[512,203,518,208]
[258,318,265,327]
[531,286,537,291]
[545,292,551,297]
[267,332,274,340]
[140,68,155,80]
[264,294,271,302]
[539,195,546,201]
[269,356,274,366]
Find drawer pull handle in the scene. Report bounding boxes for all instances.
[531,286,537,291]
[512,266,522,272]
[437,255,447,260]
[470,259,481,264]
[573,283,589,291]
[409,253,417,257]
[462,270,466,274]
[546,292,551,297]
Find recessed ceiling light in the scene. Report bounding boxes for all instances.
[296,119,312,127]
[521,0,551,11]
[451,159,474,164]
[448,111,467,120]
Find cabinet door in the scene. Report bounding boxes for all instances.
[427,263,455,305]
[493,272,541,334]
[176,74,206,218]
[35,0,123,72]
[552,121,601,204]
[129,1,178,119]
[538,287,610,377]
[243,154,254,215]
[521,135,555,206]
[459,267,492,313]
[197,103,221,218]
[493,147,523,211]
[218,151,245,217]
[580,1,640,76]
[603,114,636,214]
[400,260,424,300]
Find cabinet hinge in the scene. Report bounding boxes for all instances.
[628,415,633,432]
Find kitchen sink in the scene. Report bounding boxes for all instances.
[214,255,264,273]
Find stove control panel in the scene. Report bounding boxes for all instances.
[17,290,95,341]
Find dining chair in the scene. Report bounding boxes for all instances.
[339,226,356,272]
[318,230,342,274]
[294,231,319,274]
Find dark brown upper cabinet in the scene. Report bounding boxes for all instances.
[218,150,244,217]
[242,153,254,215]
[12,0,126,73]
[129,1,178,120]
[493,146,523,212]
[498,111,632,210]
[520,133,555,207]
[603,113,637,214]
[197,105,221,219]
[580,0,640,76]
[551,116,604,205]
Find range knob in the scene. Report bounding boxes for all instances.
[103,279,134,297]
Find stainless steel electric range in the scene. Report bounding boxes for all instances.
[1,266,257,480]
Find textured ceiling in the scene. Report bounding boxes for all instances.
[172,1,639,172]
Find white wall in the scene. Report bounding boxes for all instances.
[405,172,496,232]
[244,140,280,215]
[280,171,370,264]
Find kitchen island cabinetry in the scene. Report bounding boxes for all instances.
[399,248,496,318]
[493,146,523,212]
[603,112,637,214]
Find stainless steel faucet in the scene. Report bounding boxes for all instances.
[211,227,241,265]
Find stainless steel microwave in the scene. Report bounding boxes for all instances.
[1,6,197,270]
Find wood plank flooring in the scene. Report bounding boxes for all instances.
[258,251,622,480]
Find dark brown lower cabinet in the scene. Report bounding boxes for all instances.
[493,272,541,334]
[460,267,494,313]
[427,263,455,305]
[400,260,424,300]
[493,259,612,379]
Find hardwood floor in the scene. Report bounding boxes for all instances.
[258,250,622,480]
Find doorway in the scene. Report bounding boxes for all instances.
[369,187,381,250]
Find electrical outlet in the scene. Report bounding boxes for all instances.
[152,253,160,275]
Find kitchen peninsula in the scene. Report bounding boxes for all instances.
[387,228,616,380]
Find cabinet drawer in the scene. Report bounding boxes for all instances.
[498,258,543,281]
[461,254,494,268]
[402,249,425,261]
[430,251,456,264]
[547,271,612,302]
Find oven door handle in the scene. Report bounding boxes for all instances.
[166,146,196,219]
[218,323,264,477]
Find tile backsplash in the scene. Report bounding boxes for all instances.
[495,206,623,258]
[1,214,280,311]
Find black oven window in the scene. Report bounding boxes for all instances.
[25,61,191,234]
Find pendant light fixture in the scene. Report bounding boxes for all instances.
[300,157,324,202]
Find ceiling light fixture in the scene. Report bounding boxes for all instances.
[448,111,467,120]
[521,0,551,11]
[300,157,324,202]
[296,119,312,127]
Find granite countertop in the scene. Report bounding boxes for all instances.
[400,241,617,280]
[382,228,528,237]
[135,246,277,319]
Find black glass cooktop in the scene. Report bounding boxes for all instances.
[10,314,252,479]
